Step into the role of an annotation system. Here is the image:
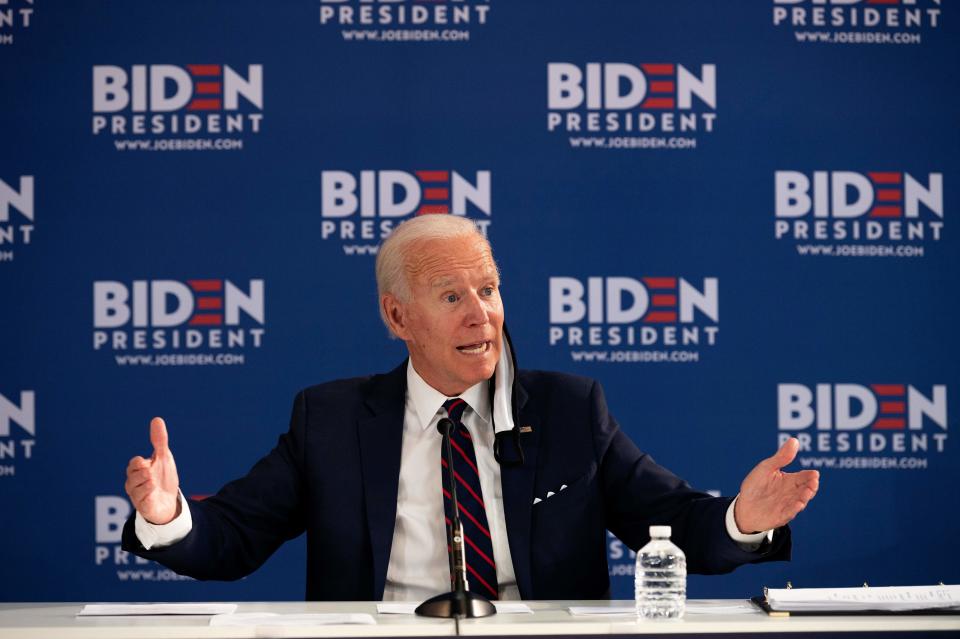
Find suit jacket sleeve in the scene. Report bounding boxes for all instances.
[591,380,791,574]
[121,391,308,581]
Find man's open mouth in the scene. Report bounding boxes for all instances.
[456,341,491,355]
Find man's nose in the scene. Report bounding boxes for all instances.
[462,292,489,326]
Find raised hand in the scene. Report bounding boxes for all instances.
[734,437,819,534]
[124,417,181,525]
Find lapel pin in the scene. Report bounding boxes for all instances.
[519,425,533,433]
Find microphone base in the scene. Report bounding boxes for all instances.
[415,590,497,618]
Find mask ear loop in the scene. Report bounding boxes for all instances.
[492,324,524,467]
[494,427,524,467]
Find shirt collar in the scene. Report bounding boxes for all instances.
[406,360,492,431]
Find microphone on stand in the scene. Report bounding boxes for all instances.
[415,418,496,618]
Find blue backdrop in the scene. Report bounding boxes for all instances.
[2,0,957,602]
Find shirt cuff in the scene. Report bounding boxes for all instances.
[725,495,774,551]
[134,490,193,550]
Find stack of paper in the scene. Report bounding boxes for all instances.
[210,613,375,627]
[568,606,633,615]
[766,585,960,612]
[569,601,758,616]
[78,604,238,616]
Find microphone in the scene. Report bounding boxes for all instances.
[437,418,469,593]
[415,418,496,618]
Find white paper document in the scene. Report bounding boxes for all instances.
[766,585,960,612]
[210,613,376,627]
[685,600,760,615]
[491,603,534,614]
[78,603,238,616]
[377,602,532,614]
[377,603,427,615]
[568,606,634,615]
[570,601,758,616]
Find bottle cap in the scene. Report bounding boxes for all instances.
[649,525,671,538]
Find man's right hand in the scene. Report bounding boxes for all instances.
[125,417,181,525]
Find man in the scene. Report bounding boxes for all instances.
[123,215,819,601]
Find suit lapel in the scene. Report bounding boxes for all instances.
[499,379,540,598]
[357,362,407,600]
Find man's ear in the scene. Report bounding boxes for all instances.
[382,293,410,340]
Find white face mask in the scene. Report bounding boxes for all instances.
[492,329,516,436]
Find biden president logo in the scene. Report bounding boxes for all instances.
[547,62,716,150]
[0,175,34,263]
[319,0,489,43]
[92,279,265,366]
[321,169,492,256]
[549,276,718,364]
[92,64,263,151]
[778,383,948,470]
[772,0,942,46]
[0,390,35,478]
[774,170,943,257]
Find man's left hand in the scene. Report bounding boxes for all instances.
[734,437,820,534]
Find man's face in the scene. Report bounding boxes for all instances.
[385,234,504,397]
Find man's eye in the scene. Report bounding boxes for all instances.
[481,286,495,296]
[444,294,459,303]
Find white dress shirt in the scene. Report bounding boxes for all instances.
[136,361,770,598]
[381,361,519,600]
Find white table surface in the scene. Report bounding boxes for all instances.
[0,600,957,638]
[457,600,960,635]
[0,602,450,638]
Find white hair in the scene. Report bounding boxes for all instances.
[375,215,492,332]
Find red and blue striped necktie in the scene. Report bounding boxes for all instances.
[441,398,499,600]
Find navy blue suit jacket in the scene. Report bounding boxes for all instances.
[123,362,790,600]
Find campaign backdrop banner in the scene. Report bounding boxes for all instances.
[2,0,958,601]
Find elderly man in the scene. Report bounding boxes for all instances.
[123,215,819,601]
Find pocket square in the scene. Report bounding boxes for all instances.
[533,483,570,505]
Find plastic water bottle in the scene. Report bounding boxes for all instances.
[635,525,686,619]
